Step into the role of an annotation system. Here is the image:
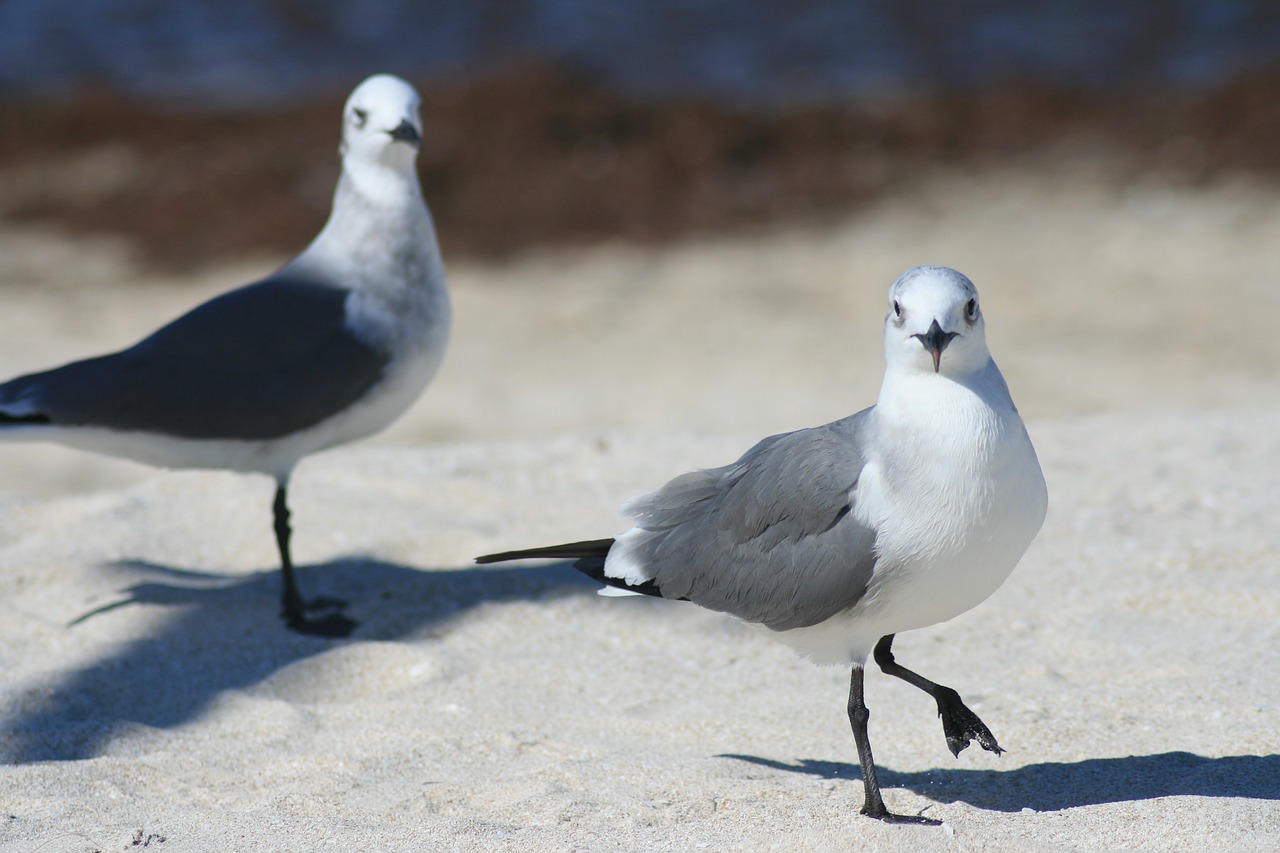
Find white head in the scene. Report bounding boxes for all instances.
[884,266,991,377]
[340,74,423,171]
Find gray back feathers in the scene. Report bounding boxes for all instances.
[621,410,879,632]
[0,275,389,440]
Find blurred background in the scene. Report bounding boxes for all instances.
[3,0,1280,495]
[5,1,1280,263]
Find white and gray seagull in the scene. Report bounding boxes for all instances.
[0,73,451,638]
[478,265,1047,824]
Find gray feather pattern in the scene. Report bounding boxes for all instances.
[0,276,390,440]
[621,409,879,631]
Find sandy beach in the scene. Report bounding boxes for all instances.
[0,163,1278,851]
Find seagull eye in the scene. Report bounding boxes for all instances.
[352,108,368,128]
[892,301,902,318]
[965,298,978,320]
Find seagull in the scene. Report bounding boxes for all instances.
[0,73,451,638]
[477,266,1047,824]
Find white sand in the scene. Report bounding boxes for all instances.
[0,164,1278,851]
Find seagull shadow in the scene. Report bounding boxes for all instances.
[2,557,591,764]
[720,751,1280,811]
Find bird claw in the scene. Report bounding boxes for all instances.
[860,803,942,825]
[282,594,356,638]
[937,692,1003,757]
[285,609,358,638]
[301,594,348,612]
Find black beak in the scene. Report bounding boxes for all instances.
[913,319,959,373]
[387,119,421,147]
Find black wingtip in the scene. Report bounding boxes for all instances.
[0,411,52,425]
[475,538,675,600]
[475,538,615,565]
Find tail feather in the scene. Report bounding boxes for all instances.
[475,537,671,599]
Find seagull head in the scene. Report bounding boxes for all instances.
[883,266,990,377]
[340,74,423,168]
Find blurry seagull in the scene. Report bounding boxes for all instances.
[477,266,1046,823]
[0,73,451,638]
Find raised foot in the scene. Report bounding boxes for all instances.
[936,686,1003,757]
[861,805,942,826]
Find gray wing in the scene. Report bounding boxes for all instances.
[0,276,390,440]
[622,409,878,632]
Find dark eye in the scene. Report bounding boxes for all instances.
[965,298,978,320]
[893,301,902,318]
[352,107,368,128]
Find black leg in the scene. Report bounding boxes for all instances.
[273,485,356,638]
[848,666,940,825]
[873,634,1002,758]
[274,485,303,618]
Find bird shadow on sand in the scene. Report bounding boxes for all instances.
[1,556,591,764]
[721,751,1280,812]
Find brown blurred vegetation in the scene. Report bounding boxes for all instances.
[2,61,1280,270]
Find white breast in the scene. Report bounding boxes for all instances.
[771,368,1047,666]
